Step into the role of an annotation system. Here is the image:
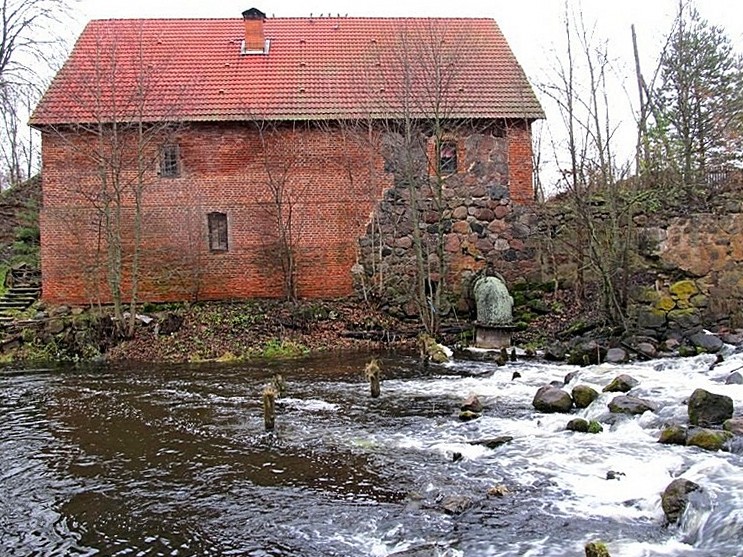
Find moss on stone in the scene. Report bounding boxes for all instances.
[585,540,611,557]
[669,280,699,300]
[633,286,661,304]
[667,308,702,329]
[655,295,676,311]
[686,428,733,451]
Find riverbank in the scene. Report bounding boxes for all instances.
[0,298,428,365]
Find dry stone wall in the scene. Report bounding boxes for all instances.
[637,211,743,330]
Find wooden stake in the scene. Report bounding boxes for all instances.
[263,385,277,431]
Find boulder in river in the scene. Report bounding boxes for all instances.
[532,385,573,413]
[440,495,473,515]
[458,410,481,422]
[725,372,743,385]
[566,418,602,434]
[688,331,724,353]
[572,385,599,408]
[567,418,589,432]
[585,541,611,557]
[604,348,628,364]
[602,374,639,393]
[567,340,607,366]
[460,394,483,413]
[688,388,734,427]
[469,437,513,449]
[544,343,567,362]
[686,427,733,451]
[608,395,657,415]
[723,417,743,435]
[658,424,687,445]
[662,478,702,524]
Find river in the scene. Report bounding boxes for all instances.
[1,349,741,556]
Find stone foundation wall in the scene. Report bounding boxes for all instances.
[356,121,540,318]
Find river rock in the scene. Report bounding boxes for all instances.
[605,348,628,364]
[720,331,743,345]
[608,395,657,415]
[567,418,589,432]
[661,478,701,524]
[635,342,658,359]
[724,418,743,435]
[440,495,473,515]
[661,338,681,352]
[419,333,450,363]
[688,332,724,353]
[468,436,513,449]
[572,385,599,408]
[725,372,743,385]
[602,374,639,393]
[585,541,611,557]
[459,410,481,422]
[688,388,734,426]
[567,340,607,366]
[545,343,567,362]
[564,371,579,385]
[461,394,483,413]
[658,424,687,445]
[532,385,573,413]
[686,427,733,451]
[389,543,453,557]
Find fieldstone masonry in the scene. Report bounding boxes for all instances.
[357,124,539,316]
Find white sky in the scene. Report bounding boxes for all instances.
[66,0,743,190]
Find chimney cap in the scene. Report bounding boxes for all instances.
[242,8,266,20]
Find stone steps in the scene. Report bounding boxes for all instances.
[0,283,41,325]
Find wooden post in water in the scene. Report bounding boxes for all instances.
[365,358,381,398]
[263,385,277,431]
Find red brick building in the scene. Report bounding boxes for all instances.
[31,9,543,306]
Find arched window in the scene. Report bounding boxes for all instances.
[207,212,228,252]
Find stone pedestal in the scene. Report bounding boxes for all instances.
[475,324,514,349]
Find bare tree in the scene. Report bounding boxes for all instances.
[252,120,305,301]
[540,2,648,329]
[368,20,475,334]
[0,0,71,189]
[40,22,186,335]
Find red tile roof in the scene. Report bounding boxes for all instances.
[31,16,544,125]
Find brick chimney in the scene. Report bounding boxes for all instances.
[242,8,267,53]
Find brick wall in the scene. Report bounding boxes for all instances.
[39,122,390,304]
[507,119,535,205]
[39,118,536,306]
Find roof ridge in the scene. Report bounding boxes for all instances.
[87,16,497,22]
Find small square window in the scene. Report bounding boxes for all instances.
[160,144,180,178]
[208,212,228,252]
[439,141,457,174]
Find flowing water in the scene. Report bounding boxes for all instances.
[1,349,742,557]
